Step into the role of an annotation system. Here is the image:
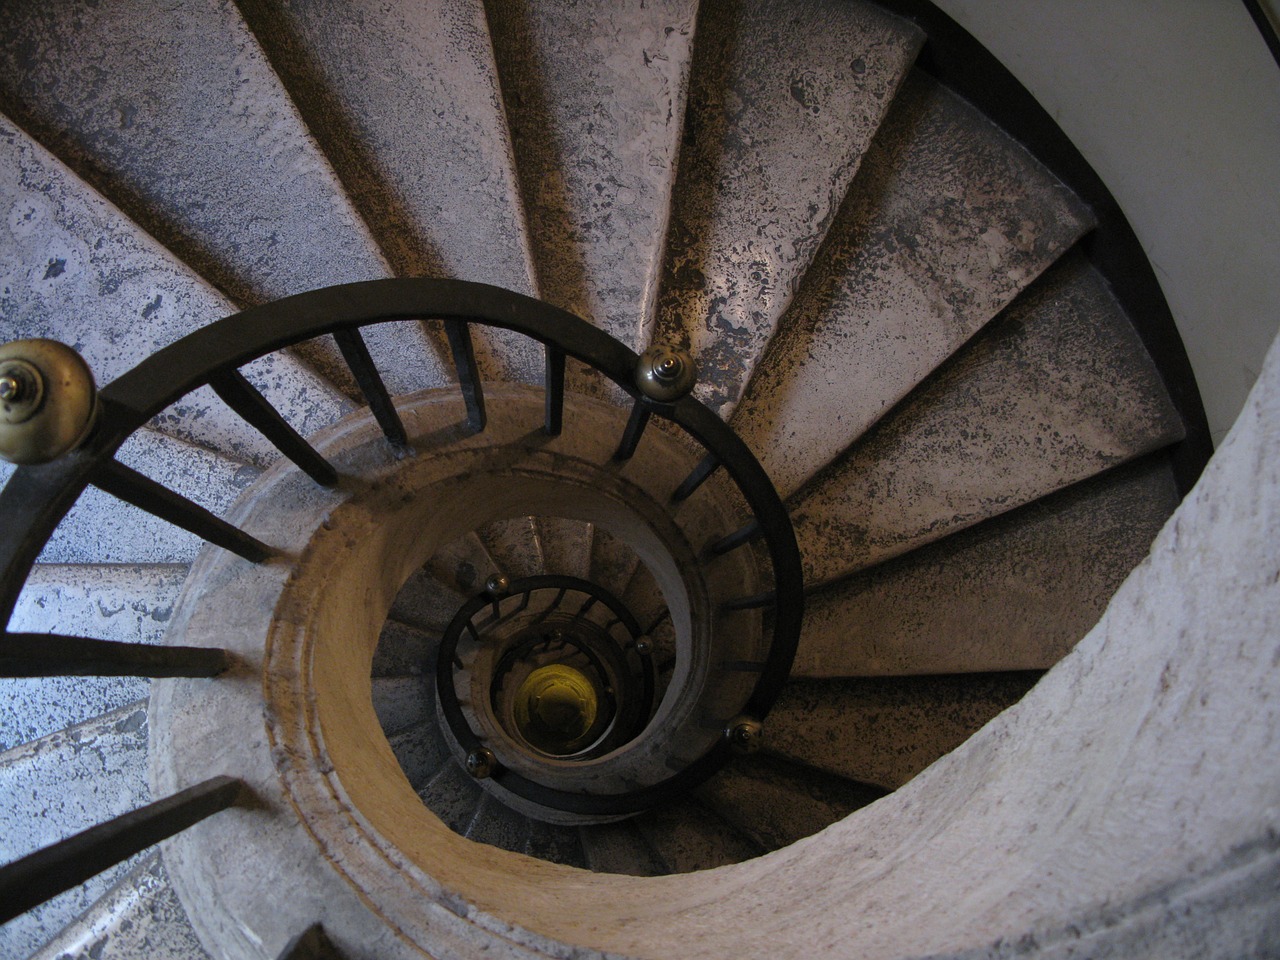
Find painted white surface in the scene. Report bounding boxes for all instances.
[933,0,1280,445]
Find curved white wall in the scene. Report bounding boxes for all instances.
[934,0,1280,444]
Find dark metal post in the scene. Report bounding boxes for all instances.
[332,329,408,448]
[0,633,230,678]
[443,320,486,434]
[209,370,338,486]
[544,343,566,436]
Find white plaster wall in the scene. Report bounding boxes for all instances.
[933,0,1280,445]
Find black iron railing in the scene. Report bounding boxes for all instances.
[0,278,803,922]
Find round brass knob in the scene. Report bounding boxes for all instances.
[0,339,98,465]
[725,715,764,755]
[635,344,696,402]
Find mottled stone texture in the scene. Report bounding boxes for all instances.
[654,0,923,416]
[534,516,594,579]
[793,458,1180,677]
[237,0,540,386]
[765,673,1041,789]
[485,0,696,354]
[477,515,545,580]
[732,69,1093,497]
[0,0,446,397]
[30,855,211,960]
[633,797,763,872]
[0,119,349,465]
[4,565,186,751]
[0,705,150,960]
[790,253,1185,585]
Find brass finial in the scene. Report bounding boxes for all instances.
[0,339,98,465]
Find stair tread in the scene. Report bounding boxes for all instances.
[790,253,1186,586]
[417,759,484,836]
[535,517,594,580]
[0,703,150,960]
[371,675,434,738]
[387,567,467,634]
[0,116,349,466]
[465,793,529,853]
[387,721,453,792]
[425,533,498,596]
[477,517,546,582]
[654,0,924,416]
[37,430,259,566]
[732,68,1095,497]
[633,797,764,873]
[372,619,438,680]
[765,673,1041,790]
[695,753,886,851]
[588,528,642,603]
[0,0,448,398]
[794,458,1180,677]
[236,0,540,387]
[3,564,187,752]
[486,0,696,356]
[579,821,666,877]
[524,821,590,872]
[30,854,210,960]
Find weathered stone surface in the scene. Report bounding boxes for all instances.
[30,855,210,960]
[0,118,350,466]
[0,704,150,960]
[37,431,258,565]
[0,0,446,397]
[425,533,497,596]
[793,458,1180,677]
[466,793,530,854]
[236,0,539,386]
[416,757,484,838]
[765,673,1041,790]
[790,254,1185,586]
[525,820,590,872]
[486,0,696,357]
[387,567,467,634]
[654,0,923,416]
[3,564,186,751]
[588,526,641,602]
[477,516,545,581]
[534,516,593,579]
[579,820,665,876]
[371,619,437,679]
[387,720,452,792]
[696,753,886,850]
[633,798,763,873]
[371,675,433,738]
[732,69,1094,497]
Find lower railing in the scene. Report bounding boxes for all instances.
[0,278,803,941]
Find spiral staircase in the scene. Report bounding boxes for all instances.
[0,1,1238,958]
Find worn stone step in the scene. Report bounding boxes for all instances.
[417,758,484,837]
[0,0,447,398]
[425,533,499,597]
[764,672,1042,790]
[792,457,1180,678]
[3,564,187,752]
[732,68,1094,497]
[485,0,697,360]
[37,430,259,566]
[535,516,594,580]
[29,854,210,960]
[0,703,151,960]
[372,619,439,680]
[477,516,546,582]
[525,820,590,872]
[386,720,453,795]
[653,0,924,416]
[579,820,666,877]
[465,792,529,854]
[388,567,468,635]
[790,253,1186,586]
[236,0,539,387]
[695,753,887,851]
[371,675,434,738]
[632,797,764,873]
[589,527,642,603]
[0,116,349,467]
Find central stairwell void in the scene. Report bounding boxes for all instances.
[0,1,1230,958]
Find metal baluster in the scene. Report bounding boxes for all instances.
[444,320,486,434]
[332,329,407,448]
[722,590,776,612]
[0,776,244,924]
[613,400,651,462]
[91,460,272,562]
[544,343,565,437]
[209,370,337,486]
[672,452,719,503]
[707,518,763,557]
[0,633,229,678]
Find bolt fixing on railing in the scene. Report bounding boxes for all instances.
[635,344,696,402]
[725,715,763,755]
[485,573,510,596]
[465,747,497,779]
[633,637,652,656]
[0,339,99,466]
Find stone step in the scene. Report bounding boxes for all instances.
[387,720,453,794]
[465,792,529,854]
[425,533,499,597]
[588,527,642,603]
[632,797,764,873]
[579,821,666,877]
[732,68,1095,497]
[695,754,886,851]
[3,564,187,752]
[792,457,1180,678]
[535,516,594,580]
[236,0,539,387]
[525,820,590,873]
[652,0,924,416]
[387,567,467,635]
[0,0,447,399]
[485,0,697,357]
[370,675,434,738]
[417,758,484,838]
[0,116,349,467]
[29,855,210,960]
[37,430,259,566]
[790,252,1186,586]
[0,703,151,960]
[477,516,546,582]
[372,619,439,680]
[765,672,1042,790]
